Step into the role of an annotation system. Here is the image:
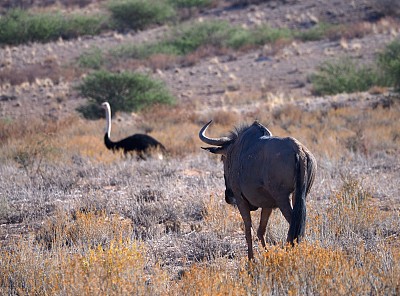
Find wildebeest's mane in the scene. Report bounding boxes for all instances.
[226,121,270,144]
[227,123,251,142]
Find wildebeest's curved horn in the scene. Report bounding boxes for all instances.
[199,120,230,146]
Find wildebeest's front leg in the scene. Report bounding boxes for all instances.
[237,201,254,260]
[257,207,273,248]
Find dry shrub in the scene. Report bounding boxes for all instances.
[0,58,61,85]
[268,38,293,55]
[176,240,399,295]
[309,177,379,246]
[139,103,202,156]
[271,103,303,130]
[0,114,122,166]
[329,178,375,227]
[145,53,180,71]
[36,209,133,250]
[142,103,196,126]
[371,0,400,17]
[111,58,145,72]
[151,122,200,157]
[193,108,239,128]
[63,133,120,163]
[0,237,169,295]
[203,194,243,235]
[326,22,372,41]
[0,115,75,157]
[249,99,400,160]
[181,45,231,67]
[0,125,399,295]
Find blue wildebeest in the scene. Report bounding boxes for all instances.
[199,120,317,259]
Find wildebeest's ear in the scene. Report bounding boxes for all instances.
[201,146,226,155]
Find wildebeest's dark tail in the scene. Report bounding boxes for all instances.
[287,153,309,245]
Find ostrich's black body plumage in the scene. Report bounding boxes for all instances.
[101,101,166,159]
[104,133,166,156]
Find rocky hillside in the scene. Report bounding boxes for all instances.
[0,0,398,121]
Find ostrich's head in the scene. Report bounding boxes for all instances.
[101,102,110,110]
[101,102,112,118]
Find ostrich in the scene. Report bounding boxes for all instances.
[101,102,166,159]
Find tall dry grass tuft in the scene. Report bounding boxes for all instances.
[0,115,73,148]
[175,240,399,295]
[202,194,243,236]
[0,237,169,295]
[35,209,134,250]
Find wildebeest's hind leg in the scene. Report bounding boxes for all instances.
[276,196,292,223]
[276,196,294,244]
[257,208,272,248]
[237,202,254,260]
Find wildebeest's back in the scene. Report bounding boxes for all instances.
[237,136,298,208]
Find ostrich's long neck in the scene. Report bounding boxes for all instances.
[104,104,112,138]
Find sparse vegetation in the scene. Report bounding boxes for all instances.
[1,89,399,294]
[111,21,239,60]
[169,0,213,9]
[295,23,335,41]
[78,47,105,70]
[108,0,176,32]
[0,9,109,45]
[378,40,400,90]
[76,70,175,119]
[1,0,400,295]
[310,59,381,95]
[311,40,400,95]
[0,163,399,294]
[108,21,299,69]
[86,21,368,72]
[371,0,400,18]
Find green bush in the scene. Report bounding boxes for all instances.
[310,59,381,96]
[111,21,235,59]
[108,0,176,32]
[295,23,334,42]
[0,9,60,44]
[113,20,300,59]
[168,21,235,53]
[61,13,109,39]
[378,40,400,90]
[112,21,259,61]
[0,9,108,45]
[78,47,105,69]
[311,41,400,96]
[89,21,348,72]
[168,22,293,51]
[77,71,175,119]
[228,25,292,49]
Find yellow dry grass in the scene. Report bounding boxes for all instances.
[1,188,399,295]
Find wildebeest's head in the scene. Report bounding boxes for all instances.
[199,120,232,155]
[199,120,272,155]
[199,120,272,205]
[199,120,236,203]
